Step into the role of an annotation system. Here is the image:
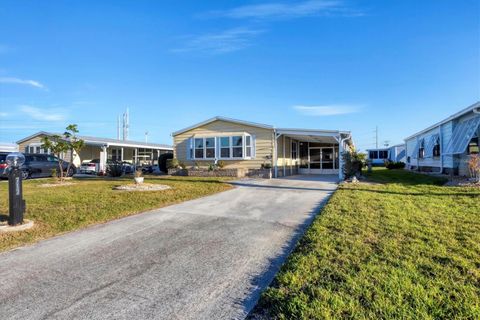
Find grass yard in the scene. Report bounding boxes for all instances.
[254,169,480,319]
[0,176,232,252]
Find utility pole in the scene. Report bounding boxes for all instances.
[122,108,130,141]
[145,131,149,143]
[375,126,378,149]
[117,115,121,140]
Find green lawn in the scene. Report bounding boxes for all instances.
[0,176,232,252]
[254,169,480,319]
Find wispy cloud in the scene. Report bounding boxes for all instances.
[0,77,46,89]
[0,112,8,117]
[20,105,66,121]
[205,0,352,20]
[172,27,265,54]
[293,104,361,116]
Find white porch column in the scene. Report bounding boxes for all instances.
[338,137,344,180]
[283,135,286,177]
[100,145,108,174]
[134,148,138,169]
[120,147,124,162]
[273,132,279,178]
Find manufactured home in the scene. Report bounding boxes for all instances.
[17,132,173,172]
[172,116,354,179]
[404,102,480,175]
[367,144,406,165]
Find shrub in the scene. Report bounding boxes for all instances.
[217,160,226,169]
[342,151,366,179]
[468,154,480,182]
[108,163,123,177]
[158,153,174,173]
[261,163,272,169]
[178,161,186,169]
[386,161,406,170]
[166,158,179,169]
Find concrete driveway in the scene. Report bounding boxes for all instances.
[0,175,338,320]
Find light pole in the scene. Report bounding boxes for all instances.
[6,152,26,226]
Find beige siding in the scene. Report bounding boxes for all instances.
[173,120,274,169]
[18,135,46,153]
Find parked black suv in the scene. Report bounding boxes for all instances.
[0,153,75,180]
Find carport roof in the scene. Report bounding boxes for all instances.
[275,128,353,145]
[17,131,173,150]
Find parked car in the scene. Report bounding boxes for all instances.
[79,159,100,174]
[0,152,8,178]
[121,162,135,174]
[141,165,154,174]
[0,153,75,180]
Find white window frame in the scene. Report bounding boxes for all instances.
[191,133,254,160]
[193,137,216,160]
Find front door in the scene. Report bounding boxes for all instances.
[303,147,337,174]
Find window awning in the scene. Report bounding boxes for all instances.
[443,116,480,155]
[424,134,439,158]
[411,138,423,159]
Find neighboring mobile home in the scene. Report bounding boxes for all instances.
[0,142,18,153]
[172,116,354,179]
[404,102,480,175]
[367,144,406,165]
[17,132,173,172]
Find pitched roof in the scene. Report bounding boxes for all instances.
[16,131,173,150]
[172,116,273,136]
[404,101,480,141]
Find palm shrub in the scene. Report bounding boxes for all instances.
[342,150,366,179]
[166,158,180,169]
[108,163,123,177]
[158,153,174,173]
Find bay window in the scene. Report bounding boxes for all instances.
[205,138,215,158]
[191,134,254,160]
[232,136,243,158]
[245,136,252,157]
[194,138,204,158]
[220,137,230,158]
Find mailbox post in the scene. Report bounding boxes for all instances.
[6,152,26,226]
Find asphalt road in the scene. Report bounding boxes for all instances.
[0,175,338,320]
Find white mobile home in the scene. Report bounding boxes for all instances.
[17,132,173,172]
[404,102,480,176]
[367,144,406,165]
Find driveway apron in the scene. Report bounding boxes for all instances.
[0,175,338,320]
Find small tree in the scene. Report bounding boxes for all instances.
[64,124,85,177]
[41,124,85,182]
[342,150,366,179]
[41,135,69,181]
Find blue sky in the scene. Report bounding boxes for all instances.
[0,0,479,150]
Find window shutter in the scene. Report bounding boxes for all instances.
[252,135,256,159]
[187,137,192,160]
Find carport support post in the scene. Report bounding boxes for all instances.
[120,147,124,162]
[283,135,286,177]
[338,136,344,180]
[134,148,138,169]
[100,145,108,174]
[273,132,280,178]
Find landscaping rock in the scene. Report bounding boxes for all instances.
[113,183,171,192]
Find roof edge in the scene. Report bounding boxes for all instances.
[172,116,274,136]
[404,101,480,141]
